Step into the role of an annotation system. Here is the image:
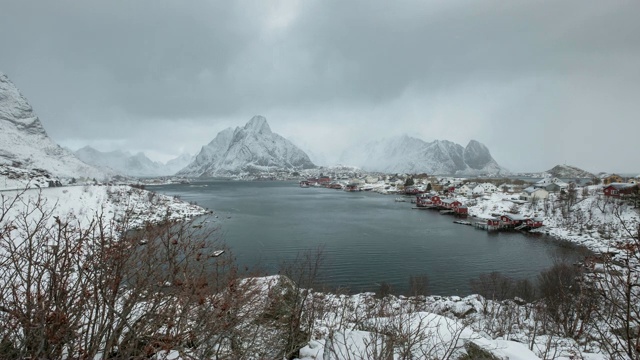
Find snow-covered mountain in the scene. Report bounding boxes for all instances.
[339,135,507,175]
[75,146,193,177]
[164,153,194,175]
[288,136,330,166]
[178,116,316,177]
[545,165,595,179]
[0,72,106,181]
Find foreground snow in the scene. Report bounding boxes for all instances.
[293,291,608,360]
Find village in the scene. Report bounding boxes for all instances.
[299,171,640,252]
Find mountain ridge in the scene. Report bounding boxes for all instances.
[178,116,315,177]
[75,146,193,177]
[339,135,507,175]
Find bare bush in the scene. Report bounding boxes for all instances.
[537,262,597,339]
[0,189,272,359]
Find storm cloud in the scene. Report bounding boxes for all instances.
[1,0,638,173]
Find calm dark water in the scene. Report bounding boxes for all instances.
[152,181,584,295]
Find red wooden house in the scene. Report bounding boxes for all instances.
[416,194,435,207]
[344,184,360,192]
[430,195,441,206]
[405,186,424,195]
[500,214,529,226]
[525,217,544,228]
[454,206,468,216]
[603,183,638,197]
[318,177,332,185]
[440,198,462,209]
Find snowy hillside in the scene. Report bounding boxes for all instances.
[178,116,316,177]
[340,135,507,175]
[545,164,595,179]
[1,185,209,231]
[75,146,191,177]
[0,73,106,180]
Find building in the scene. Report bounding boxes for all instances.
[603,183,638,197]
[440,198,462,209]
[456,184,473,197]
[500,214,529,227]
[520,187,549,202]
[472,183,498,196]
[602,174,624,185]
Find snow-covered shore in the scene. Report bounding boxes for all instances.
[1,184,210,231]
[304,178,639,255]
[459,190,639,254]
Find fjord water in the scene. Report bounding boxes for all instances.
[153,181,583,295]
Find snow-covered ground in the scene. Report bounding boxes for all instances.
[462,189,639,254]
[293,286,607,359]
[1,184,210,231]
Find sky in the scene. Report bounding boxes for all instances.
[1,0,639,173]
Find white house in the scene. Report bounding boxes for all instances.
[472,183,497,195]
[498,183,520,193]
[520,187,549,202]
[534,177,568,189]
[478,182,498,194]
[364,176,379,184]
[456,184,473,197]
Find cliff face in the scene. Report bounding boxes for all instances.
[0,73,105,179]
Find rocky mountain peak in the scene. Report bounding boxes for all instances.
[244,115,272,134]
[178,116,315,177]
[0,72,106,181]
[463,139,494,170]
[0,73,47,136]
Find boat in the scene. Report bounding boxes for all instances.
[299,180,310,188]
[210,250,225,258]
[453,220,472,226]
[395,197,408,202]
[344,184,361,192]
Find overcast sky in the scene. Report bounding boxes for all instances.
[1,0,638,173]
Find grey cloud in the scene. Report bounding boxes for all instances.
[1,0,639,172]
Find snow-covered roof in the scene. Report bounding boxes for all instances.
[524,186,547,194]
[605,182,637,190]
[502,214,529,221]
[440,198,461,204]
